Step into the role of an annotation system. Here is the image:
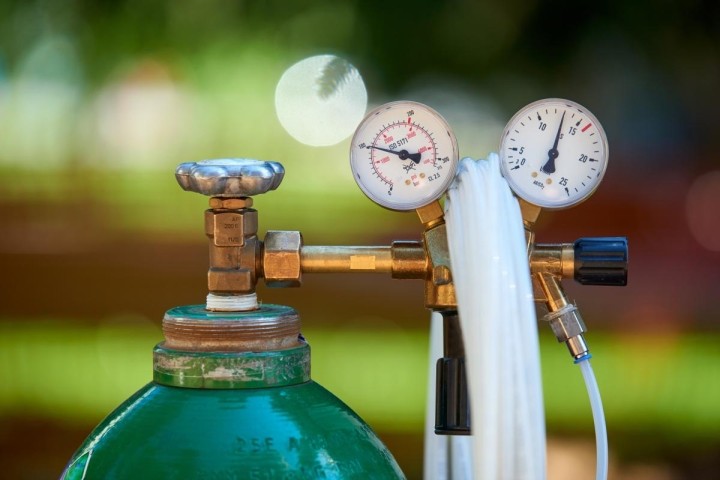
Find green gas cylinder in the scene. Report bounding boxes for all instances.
[62,304,404,479]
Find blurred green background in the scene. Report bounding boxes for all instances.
[1,0,719,479]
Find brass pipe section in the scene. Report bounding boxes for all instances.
[301,246,393,274]
[534,271,571,312]
[261,219,452,308]
[300,243,427,278]
[530,243,574,279]
[295,243,582,279]
[295,242,576,279]
[256,193,578,313]
[262,239,577,285]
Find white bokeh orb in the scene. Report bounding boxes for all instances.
[275,55,367,147]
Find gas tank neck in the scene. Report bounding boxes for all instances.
[161,304,300,352]
[153,304,309,389]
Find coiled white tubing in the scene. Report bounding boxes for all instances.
[426,154,546,480]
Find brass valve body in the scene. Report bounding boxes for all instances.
[205,200,260,295]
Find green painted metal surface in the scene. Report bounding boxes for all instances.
[153,344,311,389]
[62,304,404,479]
[62,380,405,479]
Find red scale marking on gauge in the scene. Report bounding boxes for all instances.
[384,135,394,144]
[407,130,416,139]
[419,146,428,154]
[581,123,592,132]
[411,174,419,186]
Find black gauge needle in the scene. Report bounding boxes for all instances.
[541,111,565,174]
[367,145,421,164]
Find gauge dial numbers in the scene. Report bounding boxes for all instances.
[499,98,609,209]
[350,101,459,211]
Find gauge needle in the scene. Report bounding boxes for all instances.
[541,111,565,174]
[367,145,422,164]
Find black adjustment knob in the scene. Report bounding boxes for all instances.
[435,311,470,435]
[574,237,628,286]
[435,357,470,435]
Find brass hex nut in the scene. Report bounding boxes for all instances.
[263,230,303,287]
[416,201,444,226]
[208,268,254,293]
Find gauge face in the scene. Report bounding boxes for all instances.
[499,98,609,209]
[350,101,459,211]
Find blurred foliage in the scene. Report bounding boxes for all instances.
[0,0,716,157]
[0,0,716,237]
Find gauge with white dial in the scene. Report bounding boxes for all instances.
[499,98,608,209]
[350,101,459,211]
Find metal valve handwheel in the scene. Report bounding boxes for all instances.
[175,159,285,197]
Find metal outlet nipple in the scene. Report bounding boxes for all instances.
[543,304,590,360]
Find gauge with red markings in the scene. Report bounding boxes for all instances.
[499,98,609,209]
[350,101,459,211]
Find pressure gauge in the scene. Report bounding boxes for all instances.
[499,98,608,209]
[350,101,459,211]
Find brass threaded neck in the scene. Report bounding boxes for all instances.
[162,304,301,352]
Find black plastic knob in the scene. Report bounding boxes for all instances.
[435,311,470,435]
[574,237,628,286]
[435,357,470,435]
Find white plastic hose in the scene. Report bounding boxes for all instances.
[437,154,546,479]
[424,312,449,480]
[425,154,607,480]
[577,358,609,480]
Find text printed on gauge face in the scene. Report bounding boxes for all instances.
[500,99,608,209]
[350,101,458,211]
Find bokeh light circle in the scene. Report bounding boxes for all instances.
[275,55,367,147]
